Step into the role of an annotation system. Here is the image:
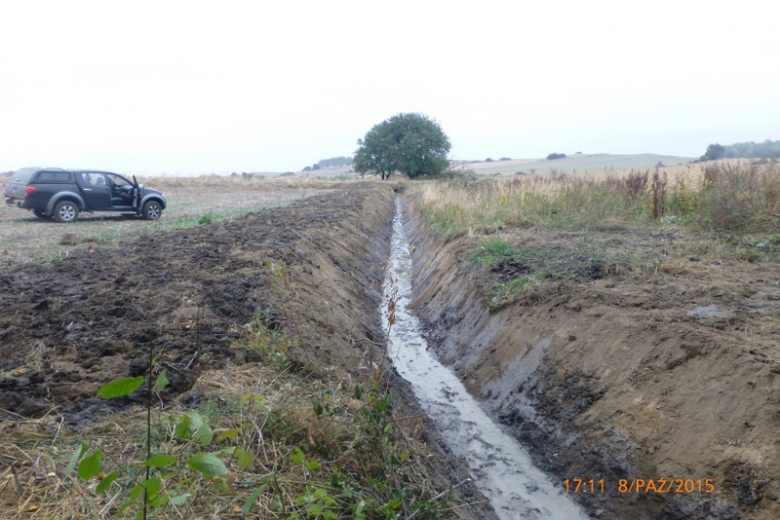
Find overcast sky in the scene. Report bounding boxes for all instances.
[1,0,777,175]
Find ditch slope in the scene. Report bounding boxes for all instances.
[0,182,493,519]
[405,198,780,520]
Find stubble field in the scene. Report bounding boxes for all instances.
[0,176,329,268]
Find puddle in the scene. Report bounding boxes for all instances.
[383,198,588,520]
[687,304,733,319]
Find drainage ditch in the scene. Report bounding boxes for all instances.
[382,198,589,520]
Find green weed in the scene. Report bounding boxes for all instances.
[489,275,538,310]
[197,212,215,225]
[470,239,518,265]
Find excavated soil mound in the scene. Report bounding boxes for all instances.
[0,184,394,422]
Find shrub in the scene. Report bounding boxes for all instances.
[697,162,780,232]
[619,170,649,202]
[650,170,668,219]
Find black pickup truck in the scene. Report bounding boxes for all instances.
[4,167,167,223]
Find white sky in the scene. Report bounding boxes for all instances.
[1,0,778,175]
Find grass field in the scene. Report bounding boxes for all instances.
[463,153,696,176]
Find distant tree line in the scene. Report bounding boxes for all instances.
[547,152,567,160]
[700,139,780,161]
[302,156,353,172]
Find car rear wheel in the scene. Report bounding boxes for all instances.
[52,200,79,223]
[142,200,162,220]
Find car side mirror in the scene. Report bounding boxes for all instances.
[137,184,145,189]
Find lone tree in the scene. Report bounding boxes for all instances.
[354,113,451,180]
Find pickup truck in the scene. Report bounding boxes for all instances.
[4,167,167,223]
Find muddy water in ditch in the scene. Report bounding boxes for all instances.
[383,199,589,520]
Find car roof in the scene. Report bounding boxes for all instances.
[18,166,68,172]
[18,167,130,177]
[19,167,122,174]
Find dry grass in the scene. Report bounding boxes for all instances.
[415,160,780,236]
[0,331,451,519]
[142,174,339,190]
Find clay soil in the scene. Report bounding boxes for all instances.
[0,182,494,519]
[405,198,780,520]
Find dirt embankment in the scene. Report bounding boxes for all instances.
[404,198,780,520]
[0,182,496,520]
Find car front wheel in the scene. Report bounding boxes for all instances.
[142,200,162,220]
[52,201,79,223]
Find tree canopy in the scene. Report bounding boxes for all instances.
[354,113,451,180]
[701,143,726,161]
[700,139,780,161]
[723,139,780,159]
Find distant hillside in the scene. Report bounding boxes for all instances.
[467,153,696,175]
[302,156,353,172]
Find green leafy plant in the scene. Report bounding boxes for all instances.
[67,343,245,520]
